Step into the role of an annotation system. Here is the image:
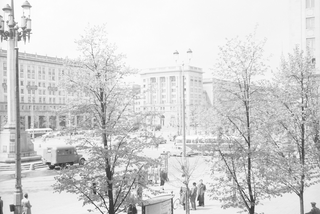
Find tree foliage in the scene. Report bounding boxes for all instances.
[265,47,320,214]
[208,33,278,214]
[52,24,160,214]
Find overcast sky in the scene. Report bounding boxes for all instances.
[0,0,302,76]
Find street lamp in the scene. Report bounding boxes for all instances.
[0,1,32,213]
[173,48,192,214]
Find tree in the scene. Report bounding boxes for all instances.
[267,47,320,214]
[208,33,280,214]
[52,24,159,214]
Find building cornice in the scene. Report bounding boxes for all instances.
[0,49,64,66]
[140,65,203,75]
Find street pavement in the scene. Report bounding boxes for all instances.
[1,140,320,214]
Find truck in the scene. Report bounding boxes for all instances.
[42,145,86,169]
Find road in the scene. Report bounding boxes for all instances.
[0,169,100,214]
[1,144,320,214]
[0,155,209,214]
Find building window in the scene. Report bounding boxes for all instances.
[306,0,315,8]
[42,68,46,80]
[21,97,24,103]
[38,67,42,79]
[32,66,35,79]
[306,17,315,29]
[306,38,315,56]
[27,65,31,78]
[21,89,24,94]
[3,62,7,76]
[20,81,23,86]
[20,64,24,78]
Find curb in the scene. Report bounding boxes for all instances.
[0,161,47,172]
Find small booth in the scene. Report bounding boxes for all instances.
[141,195,173,214]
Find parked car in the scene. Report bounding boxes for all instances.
[167,146,197,157]
[158,137,167,144]
[42,145,85,169]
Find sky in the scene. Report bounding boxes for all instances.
[0,0,302,77]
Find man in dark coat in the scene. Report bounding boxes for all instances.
[0,196,3,214]
[190,182,197,210]
[306,202,320,214]
[197,179,206,207]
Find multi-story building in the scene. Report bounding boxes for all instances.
[0,49,67,131]
[140,65,204,135]
[302,0,319,69]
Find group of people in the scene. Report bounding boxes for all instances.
[180,179,206,211]
[0,193,32,214]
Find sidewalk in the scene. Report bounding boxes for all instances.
[0,160,47,182]
[145,179,222,214]
[0,160,46,171]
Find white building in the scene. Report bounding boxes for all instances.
[140,66,204,135]
[0,49,67,131]
[301,0,319,70]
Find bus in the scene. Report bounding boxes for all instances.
[174,135,219,156]
[174,135,243,156]
[25,128,53,138]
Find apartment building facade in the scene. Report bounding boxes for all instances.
[0,49,68,131]
[140,66,204,134]
[302,0,319,70]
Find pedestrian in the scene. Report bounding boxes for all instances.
[132,204,138,214]
[190,182,197,210]
[0,196,3,214]
[127,204,133,214]
[306,202,320,214]
[160,170,166,186]
[197,179,206,207]
[180,186,187,210]
[21,193,32,214]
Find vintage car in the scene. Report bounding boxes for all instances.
[42,145,85,169]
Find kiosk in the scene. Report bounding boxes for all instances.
[142,195,173,214]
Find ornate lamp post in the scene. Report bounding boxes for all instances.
[173,48,192,214]
[0,1,32,213]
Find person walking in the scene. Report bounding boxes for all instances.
[132,204,138,214]
[0,196,3,214]
[21,193,32,214]
[190,182,197,210]
[127,204,133,214]
[197,179,206,207]
[306,202,320,214]
[160,170,165,186]
[180,186,187,210]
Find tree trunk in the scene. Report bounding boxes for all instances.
[100,88,115,214]
[299,193,304,214]
[249,205,255,214]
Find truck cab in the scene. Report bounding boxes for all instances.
[42,145,85,169]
